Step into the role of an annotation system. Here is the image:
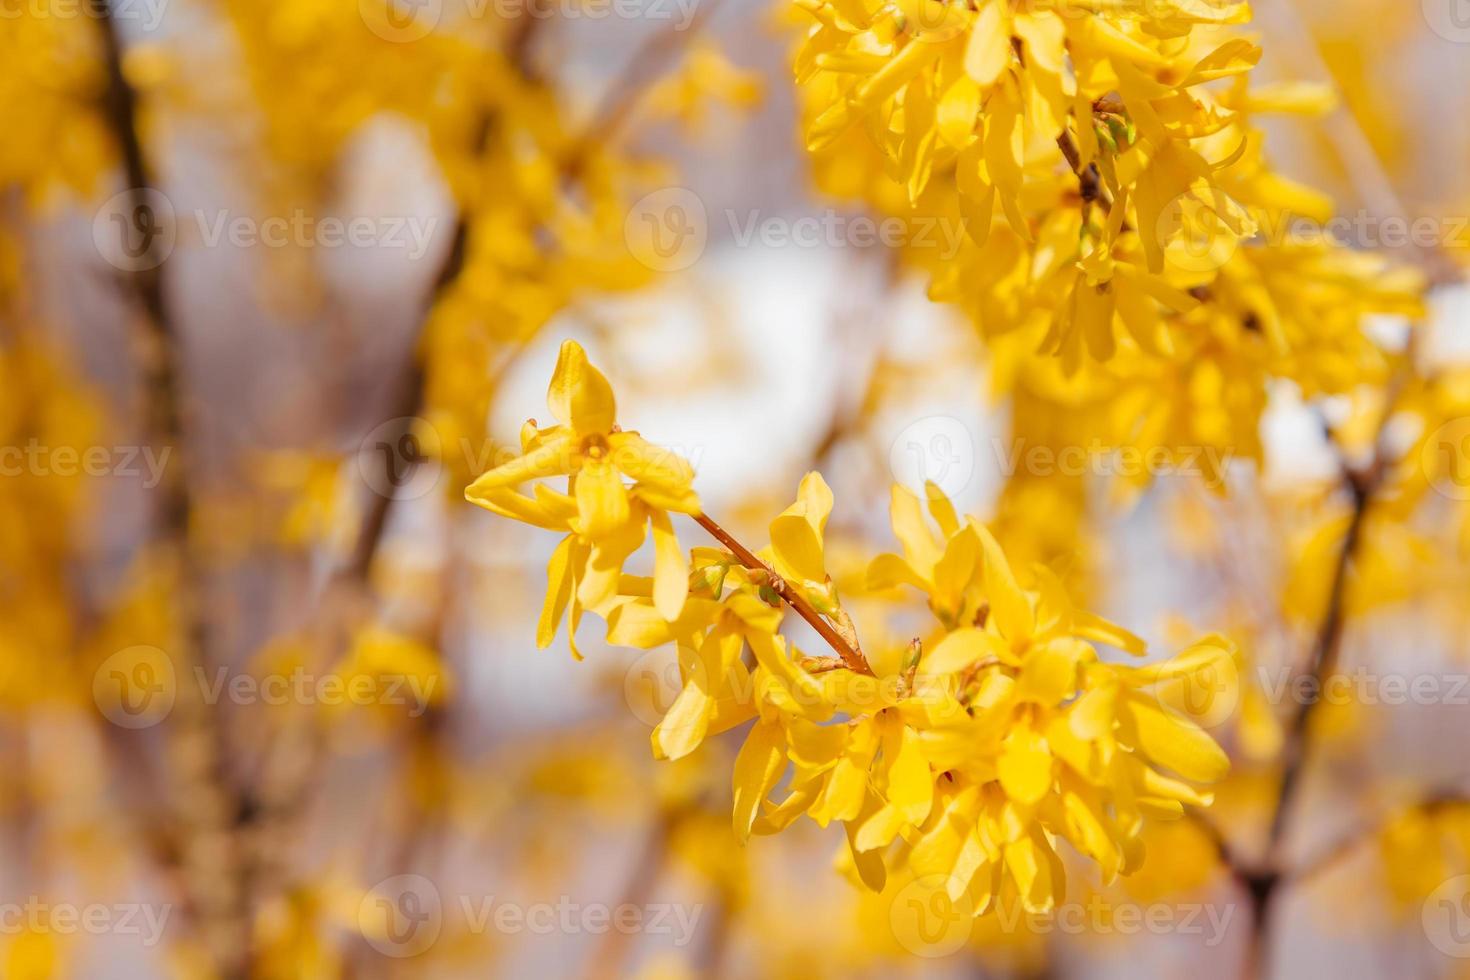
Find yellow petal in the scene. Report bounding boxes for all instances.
[573,459,630,539]
[733,719,788,843]
[964,0,1011,86]
[653,675,713,761]
[997,729,1053,805]
[609,431,697,508]
[843,820,889,891]
[922,627,1012,674]
[649,509,688,621]
[975,525,1034,641]
[547,340,616,436]
[1121,694,1230,783]
[1015,641,1079,705]
[886,723,935,825]
[771,514,826,584]
[889,484,940,575]
[866,553,929,593]
[537,535,580,648]
[465,432,574,493]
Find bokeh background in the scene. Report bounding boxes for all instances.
[4,0,1470,976]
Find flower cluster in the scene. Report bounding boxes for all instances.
[793,0,1424,480]
[468,341,1234,913]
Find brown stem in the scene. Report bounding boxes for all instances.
[692,512,874,676]
[90,4,255,975]
[585,805,684,980]
[1242,355,1417,977]
[572,0,727,157]
[1264,464,1378,853]
[1057,130,1109,211]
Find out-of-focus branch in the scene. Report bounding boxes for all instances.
[1239,346,1418,978]
[89,2,253,975]
[585,804,689,980]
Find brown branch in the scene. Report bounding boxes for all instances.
[1057,130,1108,211]
[693,512,874,676]
[1242,350,1418,978]
[585,804,686,980]
[573,0,727,156]
[1263,462,1379,853]
[90,4,256,976]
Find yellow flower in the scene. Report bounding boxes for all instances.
[466,341,700,653]
[469,348,1234,916]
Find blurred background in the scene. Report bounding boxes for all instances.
[4,0,1470,976]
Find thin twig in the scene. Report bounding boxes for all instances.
[693,512,874,676]
[1057,130,1109,211]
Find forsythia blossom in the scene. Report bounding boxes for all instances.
[467,342,1234,915]
[792,0,1424,482]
